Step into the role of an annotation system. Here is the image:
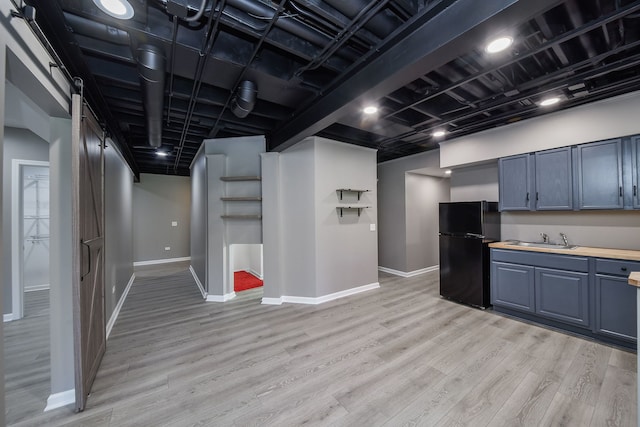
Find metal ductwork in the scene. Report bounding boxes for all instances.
[231,80,257,118]
[137,44,166,148]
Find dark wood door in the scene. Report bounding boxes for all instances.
[71,94,106,411]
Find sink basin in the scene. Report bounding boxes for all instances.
[508,241,577,250]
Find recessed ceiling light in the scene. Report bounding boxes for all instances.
[539,97,560,107]
[156,151,168,157]
[444,170,452,175]
[486,36,513,54]
[363,106,378,115]
[432,130,446,138]
[93,0,134,19]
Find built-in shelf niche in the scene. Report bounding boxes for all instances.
[220,176,262,220]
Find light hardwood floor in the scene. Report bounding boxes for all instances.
[9,267,637,426]
[4,290,50,425]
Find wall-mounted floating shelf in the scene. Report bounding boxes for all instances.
[221,214,263,220]
[336,188,369,200]
[220,197,262,201]
[220,176,262,182]
[336,206,370,217]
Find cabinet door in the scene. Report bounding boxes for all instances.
[491,261,535,312]
[499,154,534,211]
[594,274,637,342]
[535,147,573,210]
[535,268,589,328]
[576,139,624,209]
[633,136,640,209]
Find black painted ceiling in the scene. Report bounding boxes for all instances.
[21,0,640,176]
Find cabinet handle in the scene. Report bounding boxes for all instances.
[634,185,637,197]
[536,192,539,201]
[619,186,623,197]
[621,267,628,272]
[526,192,529,201]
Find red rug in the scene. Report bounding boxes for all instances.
[234,271,263,292]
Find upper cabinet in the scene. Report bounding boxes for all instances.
[499,154,534,211]
[499,136,639,212]
[575,139,624,210]
[535,147,573,211]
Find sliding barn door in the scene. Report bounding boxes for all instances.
[71,94,106,411]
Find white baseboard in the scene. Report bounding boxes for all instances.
[25,284,50,292]
[261,297,283,305]
[248,269,264,280]
[45,389,75,412]
[206,292,236,302]
[263,282,380,306]
[133,256,191,267]
[378,265,439,278]
[189,266,207,299]
[3,313,14,322]
[106,273,135,340]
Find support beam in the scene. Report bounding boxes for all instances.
[268,0,564,152]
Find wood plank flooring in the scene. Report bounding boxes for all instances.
[4,290,50,425]
[9,267,637,426]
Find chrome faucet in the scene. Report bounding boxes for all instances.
[560,232,568,246]
[540,232,549,243]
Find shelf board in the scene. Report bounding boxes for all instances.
[221,197,262,201]
[220,176,261,182]
[336,206,370,217]
[220,215,262,220]
[337,188,370,200]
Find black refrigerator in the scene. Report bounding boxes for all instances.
[439,201,500,308]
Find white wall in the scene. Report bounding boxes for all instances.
[133,173,191,262]
[190,150,207,289]
[232,244,263,278]
[2,127,49,314]
[104,142,134,317]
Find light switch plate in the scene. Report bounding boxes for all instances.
[171,221,178,227]
[370,224,376,231]
[164,246,171,251]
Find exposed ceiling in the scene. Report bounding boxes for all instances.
[19,0,640,176]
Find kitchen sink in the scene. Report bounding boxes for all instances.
[507,241,577,250]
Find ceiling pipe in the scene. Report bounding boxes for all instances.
[63,12,131,45]
[230,80,258,118]
[137,44,166,148]
[322,0,397,39]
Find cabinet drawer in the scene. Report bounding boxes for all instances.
[491,249,588,272]
[595,258,640,276]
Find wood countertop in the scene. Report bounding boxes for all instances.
[629,272,640,288]
[489,241,640,262]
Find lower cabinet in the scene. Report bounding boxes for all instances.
[491,249,638,347]
[535,268,589,327]
[491,262,535,313]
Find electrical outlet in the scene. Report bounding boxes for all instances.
[171,221,178,227]
[370,224,376,232]
[164,246,171,251]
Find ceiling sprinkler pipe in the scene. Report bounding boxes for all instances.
[231,80,257,118]
[137,44,166,147]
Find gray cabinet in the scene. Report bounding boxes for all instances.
[535,268,589,327]
[633,136,640,209]
[575,138,624,209]
[499,154,533,211]
[594,258,639,343]
[534,147,573,210]
[491,261,535,312]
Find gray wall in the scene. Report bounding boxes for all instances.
[449,162,499,202]
[104,142,134,317]
[377,149,448,272]
[133,173,191,262]
[190,151,207,288]
[314,139,378,296]
[405,173,450,271]
[2,127,49,314]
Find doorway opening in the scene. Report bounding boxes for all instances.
[230,244,263,296]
